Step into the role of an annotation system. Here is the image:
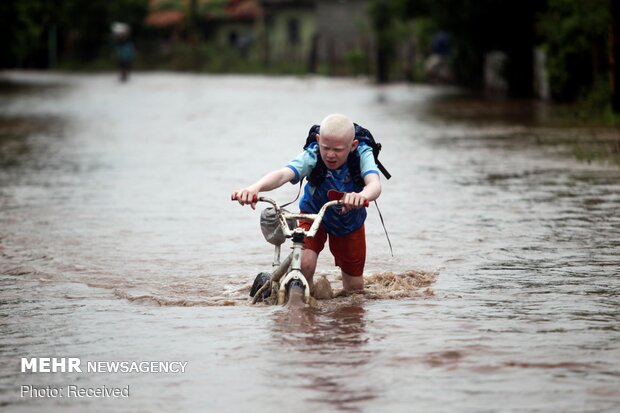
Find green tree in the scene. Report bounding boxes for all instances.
[0,0,57,67]
[537,0,611,102]
[370,0,542,95]
[0,0,148,68]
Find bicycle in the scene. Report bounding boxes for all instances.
[233,195,368,306]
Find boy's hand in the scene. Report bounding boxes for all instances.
[231,188,259,209]
[341,192,368,213]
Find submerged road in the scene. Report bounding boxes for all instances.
[0,72,619,412]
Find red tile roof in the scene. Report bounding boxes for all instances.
[227,0,263,20]
[144,9,185,27]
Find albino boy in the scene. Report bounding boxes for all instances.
[232,114,381,292]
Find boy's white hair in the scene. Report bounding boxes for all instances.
[319,113,355,141]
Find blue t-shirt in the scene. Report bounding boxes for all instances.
[286,142,379,236]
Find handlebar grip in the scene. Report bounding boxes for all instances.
[335,199,370,208]
[231,193,258,202]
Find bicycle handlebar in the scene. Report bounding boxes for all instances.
[256,196,341,239]
[231,194,369,239]
[231,193,369,209]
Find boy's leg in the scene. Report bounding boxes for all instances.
[342,271,364,291]
[297,217,327,291]
[300,248,319,289]
[328,225,366,292]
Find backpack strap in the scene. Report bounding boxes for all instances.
[347,150,365,191]
[353,123,391,180]
[308,149,327,188]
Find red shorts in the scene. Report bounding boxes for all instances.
[297,219,366,277]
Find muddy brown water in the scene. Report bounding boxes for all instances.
[0,72,619,412]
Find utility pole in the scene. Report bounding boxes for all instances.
[372,0,391,84]
[188,0,198,71]
[48,25,57,68]
[257,2,268,67]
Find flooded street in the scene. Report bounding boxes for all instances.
[1,72,619,412]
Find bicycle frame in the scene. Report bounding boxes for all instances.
[251,196,342,305]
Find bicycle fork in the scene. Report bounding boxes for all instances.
[277,229,311,305]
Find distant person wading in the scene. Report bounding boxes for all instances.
[111,22,135,83]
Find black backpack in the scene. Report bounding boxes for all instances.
[303,123,391,189]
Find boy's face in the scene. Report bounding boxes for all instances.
[316,133,358,170]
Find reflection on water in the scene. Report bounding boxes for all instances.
[0,72,619,412]
[268,303,374,412]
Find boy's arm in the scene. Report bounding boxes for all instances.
[232,167,296,209]
[360,173,381,201]
[342,173,381,212]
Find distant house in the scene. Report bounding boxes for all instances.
[315,0,371,71]
[212,0,263,58]
[262,0,316,69]
[262,0,371,72]
[144,0,261,53]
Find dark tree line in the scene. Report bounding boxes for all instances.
[0,0,148,68]
[2,0,617,108]
[370,0,615,104]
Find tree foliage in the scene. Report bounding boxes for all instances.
[537,0,611,101]
[0,0,149,68]
[2,0,616,109]
[369,0,613,102]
